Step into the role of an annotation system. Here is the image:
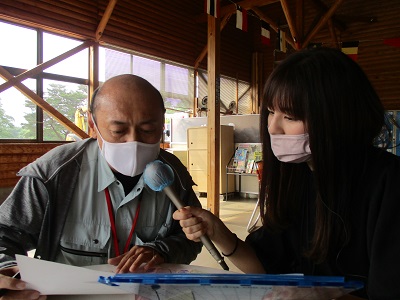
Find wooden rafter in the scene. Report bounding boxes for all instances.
[311,0,347,32]
[95,0,118,41]
[280,0,300,49]
[0,66,89,139]
[0,40,95,94]
[302,0,345,48]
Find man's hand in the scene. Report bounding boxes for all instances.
[0,266,46,299]
[108,245,165,273]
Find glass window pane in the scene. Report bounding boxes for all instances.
[43,80,88,141]
[238,81,252,115]
[220,76,236,113]
[101,48,131,80]
[0,78,37,139]
[197,70,208,105]
[132,55,161,89]
[0,21,37,70]
[165,64,188,95]
[43,33,88,79]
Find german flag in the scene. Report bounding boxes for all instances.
[341,41,359,61]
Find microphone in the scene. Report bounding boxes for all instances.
[143,160,229,271]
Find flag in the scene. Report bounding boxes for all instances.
[277,29,286,53]
[341,41,359,61]
[204,0,219,18]
[384,37,400,48]
[236,5,248,31]
[261,21,271,45]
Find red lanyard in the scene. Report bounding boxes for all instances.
[104,187,141,256]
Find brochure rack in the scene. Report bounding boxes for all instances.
[225,143,262,200]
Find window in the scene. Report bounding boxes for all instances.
[0,20,252,141]
[197,70,251,115]
[0,21,89,141]
[99,46,194,115]
[44,32,88,79]
[42,80,88,141]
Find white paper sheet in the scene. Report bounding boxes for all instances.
[15,255,136,295]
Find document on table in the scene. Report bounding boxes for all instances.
[15,255,233,296]
[15,255,135,295]
[16,255,363,299]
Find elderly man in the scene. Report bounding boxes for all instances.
[0,74,202,299]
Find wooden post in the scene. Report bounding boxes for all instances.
[207,15,221,217]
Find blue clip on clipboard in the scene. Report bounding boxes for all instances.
[98,273,364,300]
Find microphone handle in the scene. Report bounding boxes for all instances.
[199,235,229,270]
[164,186,229,271]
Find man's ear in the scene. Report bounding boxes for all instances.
[88,112,97,139]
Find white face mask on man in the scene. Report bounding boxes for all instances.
[93,120,160,177]
[270,133,311,163]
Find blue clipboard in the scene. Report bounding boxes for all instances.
[98,273,364,300]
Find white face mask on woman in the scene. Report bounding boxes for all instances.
[93,121,160,177]
[270,133,311,163]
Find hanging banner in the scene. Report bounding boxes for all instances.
[261,21,271,45]
[204,0,220,18]
[341,41,359,61]
[236,5,248,31]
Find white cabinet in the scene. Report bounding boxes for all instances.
[187,126,235,195]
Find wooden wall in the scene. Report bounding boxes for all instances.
[0,143,64,188]
[260,0,400,110]
[0,142,171,197]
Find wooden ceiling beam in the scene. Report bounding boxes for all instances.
[310,0,347,32]
[0,40,95,94]
[95,0,118,41]
[280,0,300,49]
[302,0,344,49]
[0,66,89,139]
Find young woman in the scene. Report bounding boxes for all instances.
[174,47,400,299]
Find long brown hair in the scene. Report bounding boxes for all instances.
[259,47,386,262]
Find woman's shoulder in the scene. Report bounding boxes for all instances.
[362,146,400,194]
[367,146,400,170]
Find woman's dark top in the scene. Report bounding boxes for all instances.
[246,147,400,299]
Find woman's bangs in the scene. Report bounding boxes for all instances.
[267,80,301,118]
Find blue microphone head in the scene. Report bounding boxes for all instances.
[143,160,174,192]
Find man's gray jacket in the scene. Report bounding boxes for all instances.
[0,138,202,267]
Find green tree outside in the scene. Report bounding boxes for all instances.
[0,100,20,138]
[21,83,88,140]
